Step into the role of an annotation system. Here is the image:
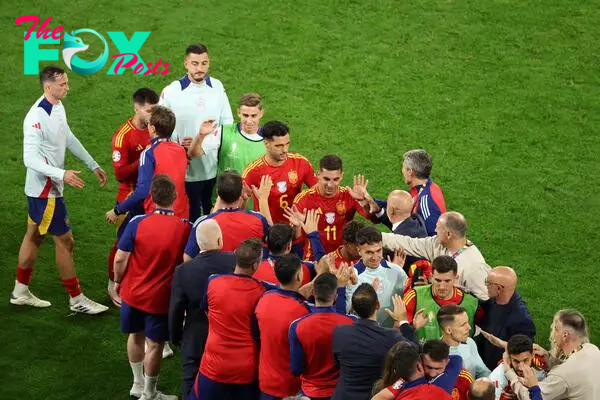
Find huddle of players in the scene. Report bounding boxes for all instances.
[99,47,542,400]
[11,48,577,400]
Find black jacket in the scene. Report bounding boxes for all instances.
[168,250,236,359]
[475,291,536,370]
[332,319,418,400]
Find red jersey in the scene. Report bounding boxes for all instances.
[329,246,359,271]
[117,209,191,314]
[111,118,150,203]
[253,257,315,287]
[294,186,369,256]
[395,384,452,400]
[254,289,310,397]
[451,369,473,400]
[200,274,271,384]
[242,153,318,224]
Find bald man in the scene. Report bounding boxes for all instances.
[475,266,536,370]
[381,211,491,300]
[374,190,427,234]
[168,219,237,398]
[468,378,495,400]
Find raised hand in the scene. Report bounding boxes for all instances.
[301,209,320,234]
[64,170,85,189]
[412,308,430,330]
[251,175,273,202]
[349,174,369,201]
[315,252,334,275]
[333,262,352,287]
[388,248,407,266]
[198,119,217,136]
[284,205,305,228]
[384,294,408,323]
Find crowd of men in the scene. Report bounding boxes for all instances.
[11,42,600,400]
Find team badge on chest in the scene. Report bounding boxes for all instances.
[277,181,287,193]
[325,212,335,225]
[288,169,298,185]
[336,200,346,216]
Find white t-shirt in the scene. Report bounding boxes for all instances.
[159,75,234,181]
[23,95,99,197]
[346,261,407,327]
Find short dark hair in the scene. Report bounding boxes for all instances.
[235,238,263,269]
[149,105,176,138]
[319,155,343,172]
[274,254,302,285]
[133,88,159,105]
[39,65,65,87]
[432,255,458,275]
[507,334,533,356]
[150,174,176,208]
[313,272,338,303]
[391,341,422,381]
[351,283,378,319]
[356,227,382,246]
[216,170,242,203]
[267,224,294,255]
[186,43,208,56]
[422,340,450,362]
[262,120,289,140]
[343,220,365,244]
[437,304,467,329]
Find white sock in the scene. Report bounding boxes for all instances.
[144,374,158,397]
[129,361,144,385]
[13,280,29,296]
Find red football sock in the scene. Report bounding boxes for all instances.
[16,266,33,285]
[108,241,118,281]
[62,277,82,298]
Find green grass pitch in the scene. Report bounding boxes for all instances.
[1,1,599,398]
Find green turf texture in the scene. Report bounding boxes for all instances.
[1,1,599,399]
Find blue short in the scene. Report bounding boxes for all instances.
[187,372,258,400]
[120,301,169,342]
[27,196,70,236]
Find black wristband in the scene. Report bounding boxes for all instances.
[113,206,122,216]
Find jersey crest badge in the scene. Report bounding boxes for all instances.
[325,212,335,224]
[277,181,287,193]
[288,169,298,185]
[112,150,121,162]
[452,388,460,399]
[336,200,346,215]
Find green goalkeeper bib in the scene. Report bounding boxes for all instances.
[217,123,264,175]
[414,284,478,341]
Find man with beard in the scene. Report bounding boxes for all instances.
[159,43,234,221]
[506,309,600,400]
[487,334,546,399]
